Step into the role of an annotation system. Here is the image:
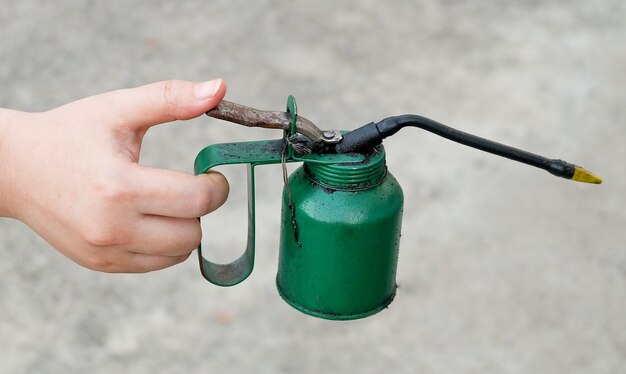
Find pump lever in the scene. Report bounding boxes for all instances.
[207,100,341,144]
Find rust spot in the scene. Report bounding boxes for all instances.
[213,312,234,324]
[143,37,161,49]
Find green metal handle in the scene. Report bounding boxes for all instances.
[194,139,286,286]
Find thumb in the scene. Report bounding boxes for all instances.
[88,79,227,130]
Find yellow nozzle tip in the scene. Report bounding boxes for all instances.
[572,166,602,184]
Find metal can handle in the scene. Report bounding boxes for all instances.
[194,139,285,286]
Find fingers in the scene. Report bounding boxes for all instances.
[108,252,191,273]
[69,79,227,131]
[128,215,202,257]
[89,216,201,273]
[133,165,229,218]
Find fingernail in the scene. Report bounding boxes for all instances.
[194,79,222,100]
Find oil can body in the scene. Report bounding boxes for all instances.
[276,147,404,320]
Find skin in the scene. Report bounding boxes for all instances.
[0,79,230,273]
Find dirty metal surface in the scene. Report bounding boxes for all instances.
[207,100,331,144]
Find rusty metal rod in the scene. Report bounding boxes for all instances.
[206,100,329,143]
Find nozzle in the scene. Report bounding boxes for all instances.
[545,160,603,184]
[335,116,602,184]
[572,166,603,184]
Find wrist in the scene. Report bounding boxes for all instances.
[0,109,21,218]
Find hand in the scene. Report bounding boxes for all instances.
[0,79,229,273]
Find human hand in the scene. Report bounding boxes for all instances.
[0,79,229,272]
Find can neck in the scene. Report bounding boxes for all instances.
[304,146,387,190]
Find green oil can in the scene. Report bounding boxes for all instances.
[277,146,403,320]
[193,95,600,321]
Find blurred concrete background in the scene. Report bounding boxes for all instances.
[1,1,625,373]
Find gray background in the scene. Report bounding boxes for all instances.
[1,1,625,373]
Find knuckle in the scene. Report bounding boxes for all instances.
[79,219,125,247]
[79,176,133,246]
[193,187,214,216]
[92,177,131,204]
[160,79,179,113]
